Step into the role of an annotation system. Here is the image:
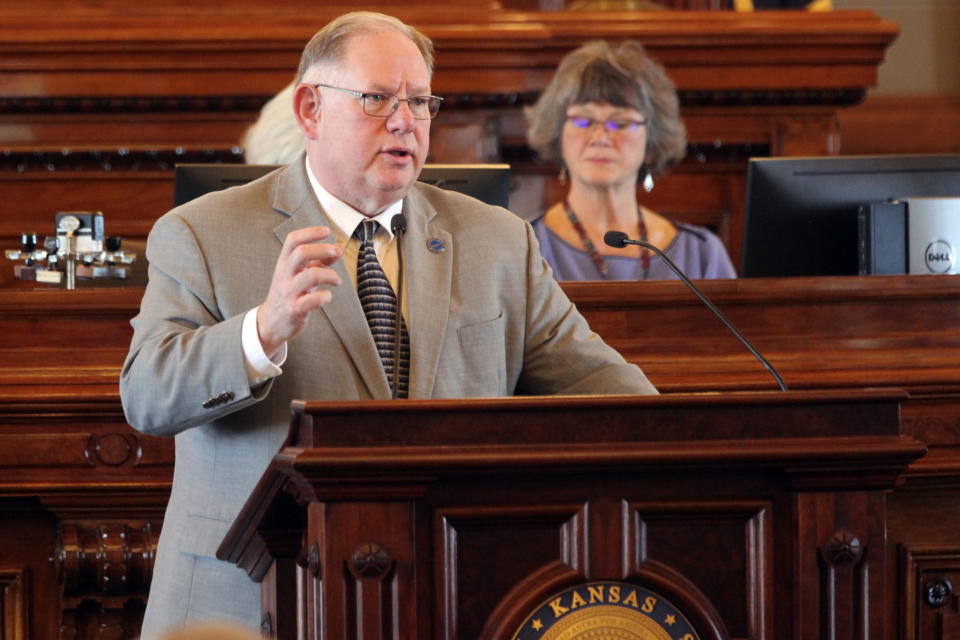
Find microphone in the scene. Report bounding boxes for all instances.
[390,214,407,399]
[390,213,407,236]
[603,230,788,392]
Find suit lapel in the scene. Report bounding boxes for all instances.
[403,188,452,398]
[271,161,392,399]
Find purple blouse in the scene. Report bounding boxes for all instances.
[532,216,737,281]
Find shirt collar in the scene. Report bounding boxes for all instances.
[304,155,404,240]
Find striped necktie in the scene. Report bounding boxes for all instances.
[356,220,409,398]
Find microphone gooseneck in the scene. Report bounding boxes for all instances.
[390,213,407,399]
[603,230,788,392]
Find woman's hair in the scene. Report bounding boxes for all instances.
[296,11,435,83]
[241,81,305,165]
[526,40,687,177]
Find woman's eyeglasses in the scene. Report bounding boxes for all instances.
[565,116,647,134]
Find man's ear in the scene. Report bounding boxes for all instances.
[293,82,322,140]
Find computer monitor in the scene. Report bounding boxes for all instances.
[740,154,960,277]
[173,163,511,209]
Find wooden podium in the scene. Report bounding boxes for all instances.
[218,391,924,640]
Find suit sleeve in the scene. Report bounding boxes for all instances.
[119,212,272,436]
[514,222,659,396]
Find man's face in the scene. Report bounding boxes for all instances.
[306,30,431,216]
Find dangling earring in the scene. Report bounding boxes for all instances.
[559,166,568,186]
[642,166,654,192]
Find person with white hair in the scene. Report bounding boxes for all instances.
[241,81,304,165]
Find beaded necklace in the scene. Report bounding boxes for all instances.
[563,201,650,280]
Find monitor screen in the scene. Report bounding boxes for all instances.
[740,154,960,277]
[173,163,511,209]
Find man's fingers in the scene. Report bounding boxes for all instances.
[291,264,342,294]
[295,244,343,270]
[293,289,334,315]
[281,226,333,258]
[280,226,339,271]
[285,237,342,276]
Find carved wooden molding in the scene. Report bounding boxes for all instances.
[0,139,771,174]
[54,523,154,597]
[0,428,172,500]
[793,491,883,639]
[0,149,244,172]
[0,87,868,116]
[298,542,321,579]
[59,598,145,640]
[84,432,140,468]
[348,542,393,581]
[46,522,154,640]
[0,10,896,99]
[626,499,769,639]
[438,503,589,639]
[217,472,308,584]
[924,578,954,609]
[899,545,960,640]
[820,530,863,568]
[0,95,270,115]
[0,567,28,640]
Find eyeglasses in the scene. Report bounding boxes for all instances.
[565,116,647,134]
[315,84,443,120]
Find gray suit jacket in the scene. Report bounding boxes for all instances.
[119,159,656,636]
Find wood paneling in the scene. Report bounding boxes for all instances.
[0,561,31,640]
[1,274,959,637]
[1,5,941,638]
[838,94,960,156]
[0,8,897,273]
[0,8,897,98]
[219,391,919,639]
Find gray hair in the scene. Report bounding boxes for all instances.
[526,40,687,177]
[296,11,435,83]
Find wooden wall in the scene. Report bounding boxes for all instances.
[0,4,898,282]
[838,93,960,156]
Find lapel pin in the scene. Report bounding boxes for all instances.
[427,238,445,254]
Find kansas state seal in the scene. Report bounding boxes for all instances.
[511,581,700,640]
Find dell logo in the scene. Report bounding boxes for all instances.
[924,240,955,274]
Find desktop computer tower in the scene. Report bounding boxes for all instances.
[858,197,960,275]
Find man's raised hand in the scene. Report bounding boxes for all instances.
[257,226,343,358]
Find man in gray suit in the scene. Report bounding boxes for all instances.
[120,10,657,638]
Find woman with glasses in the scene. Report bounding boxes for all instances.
[526,40,736,281]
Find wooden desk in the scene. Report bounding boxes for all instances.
[219,391,922,640]
[1,274,958,638]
